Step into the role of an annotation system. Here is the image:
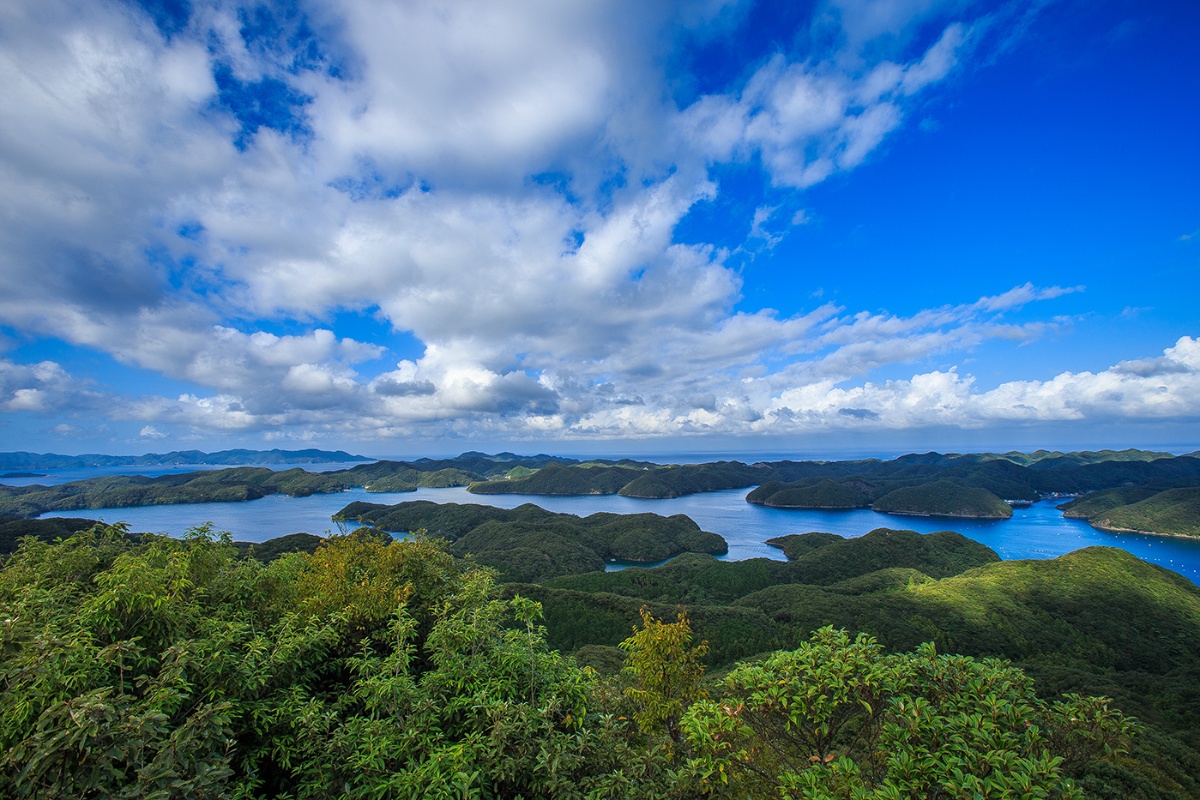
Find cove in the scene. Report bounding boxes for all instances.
[40,484,1200,584]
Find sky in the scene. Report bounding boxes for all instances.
[0,0,1197,458]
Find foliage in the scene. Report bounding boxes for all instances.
[0,520,1163,798]
[0,515,111,555]
[468,463,646,495]
[6,450,1200,521]
[545,529,997,606]
[747,478,870,508]
[0,448,368,470]
[681,627,1135,799]
[1087,487,1200,538]
[336,500,727,581]
[871,480,1013,518]
[232,532,324,562]
[619,608,708,743]
[1059,486,1162,518]
[763,531,843,559]
[0,453,581,518]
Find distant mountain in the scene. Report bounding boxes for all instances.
[0,449,371,470]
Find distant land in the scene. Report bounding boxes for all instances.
[0,448,371,470]
[4,449,1200,540]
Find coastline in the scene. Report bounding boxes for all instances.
[875,509,1011,520]
[1091,521,1200,541]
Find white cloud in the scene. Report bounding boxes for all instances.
[0,360,104,414]
[0,0,1155,447]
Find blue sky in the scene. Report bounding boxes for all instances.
[0,0,1197,457]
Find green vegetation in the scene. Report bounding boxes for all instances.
[232,531,325,562]
[872,480,1014,518]
[0,515,109,554]
[6,450,1200,526]
[0,525,614,798]
[0,453,578,518]
[469,463,647,495]
[1061,486,1164,518]
[746,477,870,508]
[1062,487,1200,538]
[0,514,326,562]
[1095,487,1200,538]
[514,533,1200,798]
[747,451,1200,520]
[750,476,1018,518]
[0,516,1188,797]
[683,626,1135,799]
[763,530,842,558]
[0,525,1147,800]
[542,529,996,608]
[334,499,727,582]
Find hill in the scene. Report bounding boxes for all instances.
[513,536,1200,796]
[1060,486,1200,538]
[0,454,578,518]
[871,480,1013,518]
[0,525,1150,799]
[745,477,870,508]
[334,499,727,582]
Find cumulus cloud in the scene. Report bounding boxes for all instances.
[0,0,1165,446]
[0,360,105,414]
[753,337,1200,434]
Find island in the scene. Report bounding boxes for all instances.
[3,448,1200,538]
[1059,485,1200,538]
[4,497,1199,795]
[333,499,727,582]
[0,453,577,518]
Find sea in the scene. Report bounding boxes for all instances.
[7,460,1200,584]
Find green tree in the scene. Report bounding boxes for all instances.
[681,627,1136,799]
[619,607,708,745]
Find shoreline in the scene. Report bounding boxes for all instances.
[875,509,1011,520]
[1091,521,1200,541]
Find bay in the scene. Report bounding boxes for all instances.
[35,483,1200,584]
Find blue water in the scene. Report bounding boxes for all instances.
[30,482,1200,584]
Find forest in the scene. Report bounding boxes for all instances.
[4,449,1200,535]
[2,512,1199,798]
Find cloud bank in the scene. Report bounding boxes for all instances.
[0,0,1191,448]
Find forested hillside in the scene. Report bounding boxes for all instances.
[335,499,727,581]
[0,524,1154,798]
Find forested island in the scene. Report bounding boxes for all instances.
[0,453,574,517]
[1060,486,1200,538]
[6,448,1200,537]
[334,499,727,581]
[2,515,1196,797]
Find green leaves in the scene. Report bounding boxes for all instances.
[0,523,1139,800]
[619,608,708,745]
[681,627,1135,799]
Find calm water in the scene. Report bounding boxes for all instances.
[29,481,1200,584]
